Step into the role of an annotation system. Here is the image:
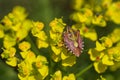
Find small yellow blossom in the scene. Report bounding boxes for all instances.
[34,31,47,40]
[49,18,66,33]
[70,8,93,24]
[52,53,61,62]
[38,65,48,79]
[31,21,48,49]
[3,35,16,49]
[100,37,113,48]
[94,61,107,73]
[1,47,16,59]
[37,39,48,48]
[88,49,104,61]
[72,24,97,41]
[0,26,4,38]
[95,41,105,51]
[92,15,106,27]
[12,6,27,21]
[51,45,62,55]
[2,16,13,27]
[6,57,17,67]
[63,73,76,80]
[61,48,70,60]
[106,2,120,24]
[109,28,120,43]
[18,54,48,80]
[19,41,31,52]
[25,50,36,64]
[16,20,33,41]
[107,47,120,62]
[31,21,44,36]
[35,55,48,68]
[18,61,32,79]
[50,30,63,44]
[71,0,84,10]
[102,55,114,65]
[50,70,62,80]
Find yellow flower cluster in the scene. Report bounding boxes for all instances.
[0,6,49,80]
[49,18,76,67]
[31,21,48,48]
[88,28,120,73]
[70,0,120,74]
[18,41,48,80]
[1,6,32,49]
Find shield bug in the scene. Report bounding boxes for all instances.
[63,26,84,57]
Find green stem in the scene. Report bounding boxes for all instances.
[26,35,39,55]
[76,63,93,77]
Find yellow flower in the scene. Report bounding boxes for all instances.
[50,30,63,44]
[1,47,16,59]
[102,55,114,65]
[31,21,48,49]
[95,41,105,51]
[50,70,62,80]
[6,57,17,67]
[16,20,33,41]
[88,49,104,61]
[35,55,48,68]
[72,25,97,41]
[100,37,113,48]
[38,65,49,79]
[49,18,66,33]
[35,31,47,40]
[19,41,31,52]
[1,47,17,67]
[25,50,36,64]
[3,35,16,49]
[71,0,84,10]
[92,15,106,27]
[63,73,76,80]
[61,48,70,60]
[2,15,13,27]
[107,47,120,62]
[12,6,27,21]
[83,29,97,41]
[18,54,48,80]
[109,28,120,43]
[37,39,48,48]
[31,21,44,37]
[52,53,61,62]
[51,45,62,55]
[0,26,4,38]
[94,61,107,73]
[70,8,93,25]
[106,2,120,24]
[18,61,32,79]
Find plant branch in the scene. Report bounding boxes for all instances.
[76,63,93,77]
